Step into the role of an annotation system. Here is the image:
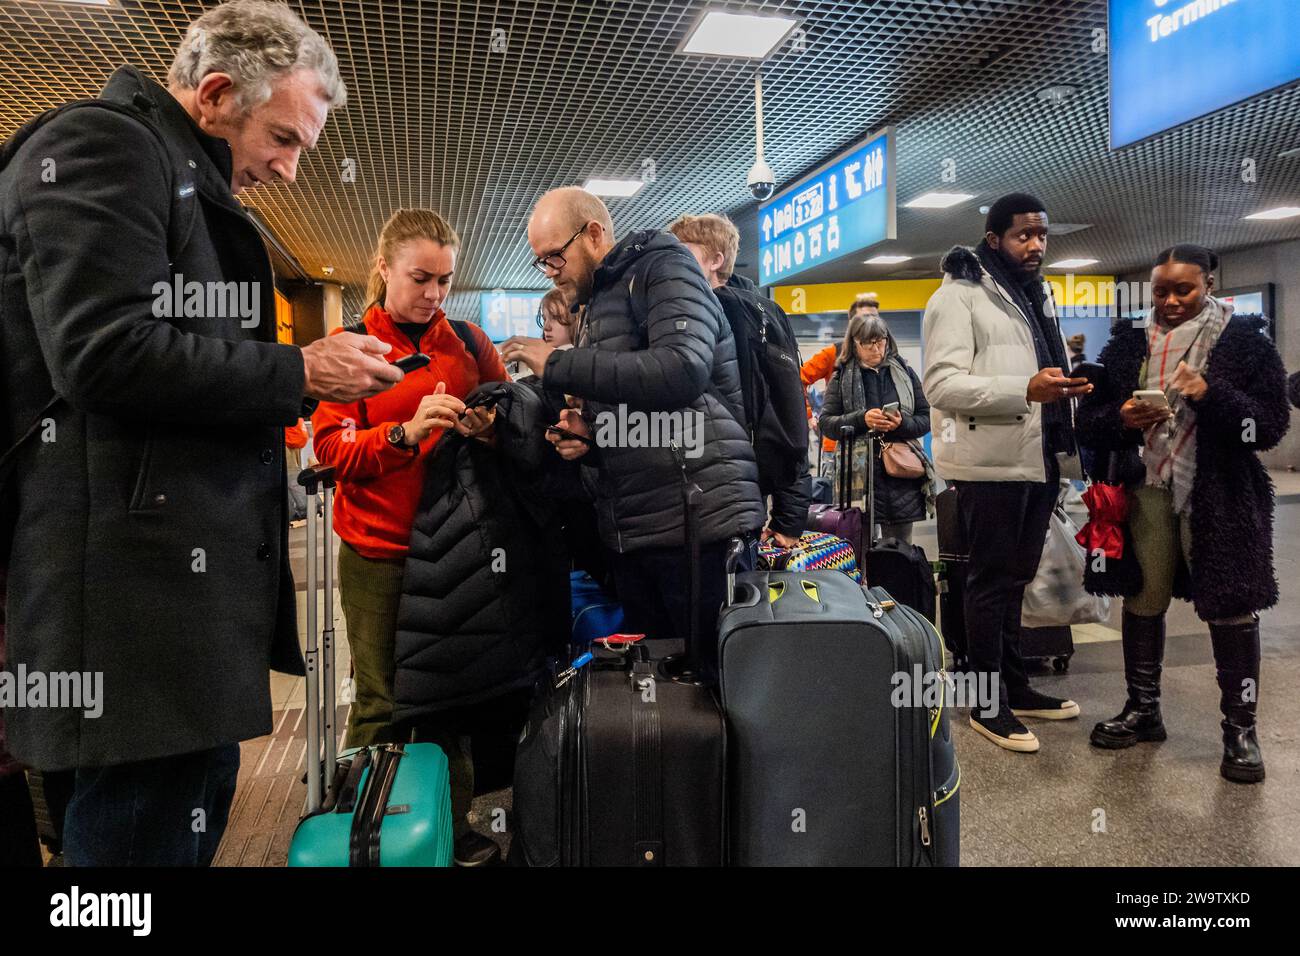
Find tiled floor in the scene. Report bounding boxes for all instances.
[215,473,1300,866]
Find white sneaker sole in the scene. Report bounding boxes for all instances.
[1012,700,1081,720]
[969,716,1040,752]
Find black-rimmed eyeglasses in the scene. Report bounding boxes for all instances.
[531,222,591,275]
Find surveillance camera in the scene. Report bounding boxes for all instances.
[747,159,775,201]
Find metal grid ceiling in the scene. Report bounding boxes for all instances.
[2,0,1299,324]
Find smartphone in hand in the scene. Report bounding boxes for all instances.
[1073,361,1106,388]
[1132,388,1171,410]
[544,424,594,447]
[393,353,431,374]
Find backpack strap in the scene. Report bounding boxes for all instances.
[447,319,481,362]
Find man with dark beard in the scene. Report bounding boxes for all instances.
[922,194,1093,753]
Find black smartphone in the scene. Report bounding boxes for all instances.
[544,424,594,447]
[458,393,498,419]
[1072,361,1106,387]
[393,353,430,374]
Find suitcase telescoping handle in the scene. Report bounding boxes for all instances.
[298,464,337,815]
[670,441,703,674]
[837,425,853,510]
[724,537,747,607]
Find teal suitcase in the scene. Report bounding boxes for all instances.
[288,743,454,867]
[287,466,453,867]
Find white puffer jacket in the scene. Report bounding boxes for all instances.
[922,245,1068,482]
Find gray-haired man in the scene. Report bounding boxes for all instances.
[0,0,399,865]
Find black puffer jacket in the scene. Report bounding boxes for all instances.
[543,229,765,551]
[392,382,571,722]
[1076,314,1289,621]
[819,349,931,525]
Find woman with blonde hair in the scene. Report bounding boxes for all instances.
[311,208,507,863]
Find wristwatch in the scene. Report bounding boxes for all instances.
[386,423,412,451]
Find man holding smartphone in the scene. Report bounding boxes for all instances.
[922,193,1093,754]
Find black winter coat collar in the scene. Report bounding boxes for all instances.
[591,228,675,291]
[1076,314,1290,620]
[101,67,244,216]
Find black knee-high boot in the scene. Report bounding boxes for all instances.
[1091,610,1167,749]
[1209,619,1264,784]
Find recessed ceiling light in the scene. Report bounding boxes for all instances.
[24,0,113,4]
[905,192,974,209]
[582,178,645,198]
[677,10,801,59]
[1038,84,1078,105]
[865,255,913,265]
[1243,206,1300,221]
[1048,258,1099,269]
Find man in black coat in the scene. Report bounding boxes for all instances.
[0,1,402,865]
[503,188,765,678]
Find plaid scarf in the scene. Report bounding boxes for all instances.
[1142,296,1232,515]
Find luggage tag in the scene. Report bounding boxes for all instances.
[592,633,646,653]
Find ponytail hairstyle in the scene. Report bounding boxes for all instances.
[366,208,460,309]
[1154,243,1219,278]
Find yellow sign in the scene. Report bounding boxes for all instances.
[774,274,1117,314]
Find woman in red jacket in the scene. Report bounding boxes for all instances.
[311,210,506,841]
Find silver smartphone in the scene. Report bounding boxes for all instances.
[1132,389,1170,409]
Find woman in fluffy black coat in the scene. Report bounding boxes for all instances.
[1076,245,1289,783]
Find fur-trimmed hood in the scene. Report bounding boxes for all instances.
[940,245,985,284]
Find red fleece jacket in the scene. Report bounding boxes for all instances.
[311,304,507,559]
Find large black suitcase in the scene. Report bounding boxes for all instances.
[935,486,1073,672]
[510,443,727,866]
[717,567,960,866]
[510,639,726,866]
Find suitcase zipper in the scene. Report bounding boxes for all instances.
[934,764,961,807]
[872,591,941,865]
[865,598,896,619]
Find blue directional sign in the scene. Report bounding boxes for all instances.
[758,127,896,287]
[479,290,545,342]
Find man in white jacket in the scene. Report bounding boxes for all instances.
[922,194,1093,753]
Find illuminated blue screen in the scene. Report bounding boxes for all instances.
[1110,0,1300,148]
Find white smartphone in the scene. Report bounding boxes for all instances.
[1132,389,1171,409]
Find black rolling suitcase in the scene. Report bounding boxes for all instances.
[934,485,1073,672]
[717,562,959,866]
[510,446,726,867]
[863,432,936,622]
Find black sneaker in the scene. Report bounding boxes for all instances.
[969,710,1040,752]
[1009,687,1080,720]
[454,830,502,867]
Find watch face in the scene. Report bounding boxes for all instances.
[388,424,404,445]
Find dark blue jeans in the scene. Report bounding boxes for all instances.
[63,743,240,866]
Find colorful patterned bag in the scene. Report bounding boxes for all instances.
[758,531,862,583]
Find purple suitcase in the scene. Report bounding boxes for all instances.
[807,426,865,563]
